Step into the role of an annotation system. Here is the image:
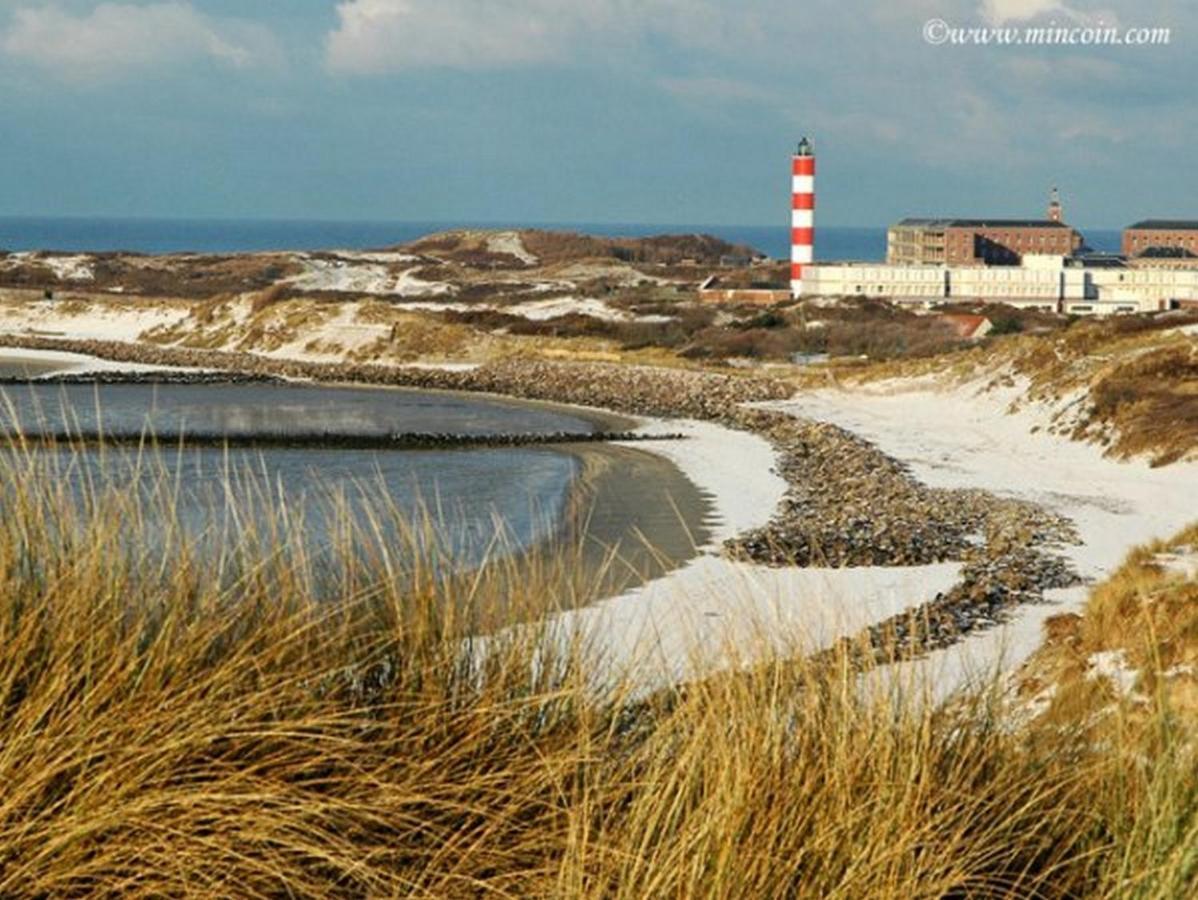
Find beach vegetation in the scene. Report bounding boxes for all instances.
[0,437,1193,896]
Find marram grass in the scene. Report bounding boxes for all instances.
[0,437,1192,898]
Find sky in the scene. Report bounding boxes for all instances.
[0,0,1194,228]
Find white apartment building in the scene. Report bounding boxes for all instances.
[802,255,1198,316]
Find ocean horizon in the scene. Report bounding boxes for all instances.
[0,216,1125,261]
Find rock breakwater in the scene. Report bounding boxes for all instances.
[0,335,792,418]
[17,429,685,452]
[724,408,1081,659]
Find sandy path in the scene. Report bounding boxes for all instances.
[552,418,962,691]
[763,378,1198,699]
[0,346,191,375]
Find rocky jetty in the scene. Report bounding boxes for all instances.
[0,335,792,419]
[724,408,1081,658]
[22,429,684,452]
[1,370,280,386]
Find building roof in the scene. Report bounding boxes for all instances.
[1074,252,1129,268]
[1139,246,1198,258]
[938,314,993,339]
[1127,220,1198,231]
[896,217,1070,229]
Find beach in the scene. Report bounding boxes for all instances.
[0,328,1193,694]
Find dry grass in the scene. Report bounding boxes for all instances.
[1013,522,1198,898]
[978,319,1198,465]
[0,435,1194,896]
[1026,522,1198,730]
[145,293,633,365]
[797,314,1198,465]
[1080,522,1198,662]
[1082,342,1198,465]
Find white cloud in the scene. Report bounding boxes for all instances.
[326,0,564,72]
[325,0,762,74]
[657,76,775,105]
[981,0,1061,23]
[979,0,1118,26]
[999,53,1126,85]
[0,2,280,81]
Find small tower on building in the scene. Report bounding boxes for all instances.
[1048,186,1063,223]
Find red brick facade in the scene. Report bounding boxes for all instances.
[1123,222,1198,259]
[945,225,1080,264]
[889,219,1083,266]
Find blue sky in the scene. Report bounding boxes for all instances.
[0,1,1194,228]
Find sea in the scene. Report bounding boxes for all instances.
[0,217,1125,260]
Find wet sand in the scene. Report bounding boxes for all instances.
[0,354,83,379]
[381,388,715,606]
[559,442,715,599]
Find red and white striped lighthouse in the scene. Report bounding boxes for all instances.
[791,137,815,298]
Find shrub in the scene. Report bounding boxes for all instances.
[248,283,290,314]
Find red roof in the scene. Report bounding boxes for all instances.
[939,314,993,339]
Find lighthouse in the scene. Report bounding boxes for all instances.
[791,137,815,298]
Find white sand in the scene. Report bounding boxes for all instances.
[397,361,482,372]
[1086,649,1144,701]
[2,252,95,282]
[387,295,672,324]
[247,303,385,362]
[0,346,187,375]
[332,251,419,265]
[41,255,96,282]
[391,267,457,297]
[513,296,667,323]
[1155,547,1198,580]
[285,258,395,295]
[549,418,962,690]
[283,256,456,297]
[387,300,478,315]
[486,232,539,265]
[763,376,1198,699]
[0,299,190,343]
[552,261,668,288]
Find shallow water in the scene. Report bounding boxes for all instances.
[0,381,604,437]
[0,380,712,596]
[0,356,81,379]
[17,443,579,570]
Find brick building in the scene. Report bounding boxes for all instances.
[888,218,1084,265]
[1122,220,1198,260]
